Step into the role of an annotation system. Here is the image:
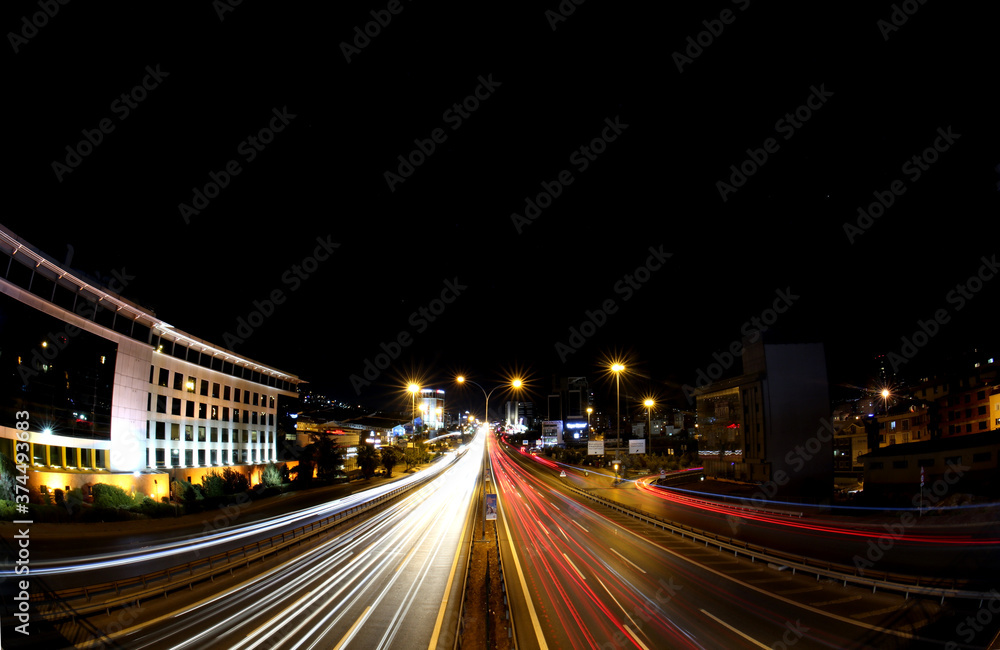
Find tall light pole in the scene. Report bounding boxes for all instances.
[408,383,419,438]
[644,398,654,457]
[586,407,592,436]
[456,375,522,540]
[611,363,625,459]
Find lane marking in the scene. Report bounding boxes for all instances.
[623,624,651,650]
[334,605,370,650]
[571,519,589,534]
[563,553,587,581]
[610,548,647,574]
[699,609,771,650]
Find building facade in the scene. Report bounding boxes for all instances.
[0,225,303,501]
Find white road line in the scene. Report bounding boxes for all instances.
[334,605,370,650]
[610,547,647,574]
[623,624,651,650]
[571,519,589,533]
[563,553,587,581]
[699,609,770,650]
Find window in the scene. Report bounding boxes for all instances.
[210,450,218,465]
[156,449,165,468]
[171,423,181,441]
[187,376,196,393]
[222,450,229,464]
[156,395,167,414]
[222,429,229,443]
[173,372,184,390]
[978,391,986,400]
[918,458,934,467]
[233,408,240,422]
[212,383,220,399]
[978,406,987,415]
[210,427,218,442]
[870,462,884,470]
[901,420,909,431]
[224,386,231,401]
[945,455,962,465]
[244,391,250,405]
[253,392,259,407]
[155,422,166,440]
[973,451,991,463]
[158,368,169,387]
[185,425,193,441]
[242,430,249,443]
[234,388,241,403]
[223,407,229,421]
[198,449,206,466]
[149,365,154,383]
[185,450,193,466]
[892,460,908,469]
[198,426,206,442]
[211,405,219,420]
[200,380,209,396]
[172,398,182,416]
[979,421,988,430]
[186,401,195,418]
[199,403,207,419]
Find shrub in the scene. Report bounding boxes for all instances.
[261,462,282,489]
[93,483,135,510]
[0,499,19,521]
[222,467,250,494]
[201,471,226,498]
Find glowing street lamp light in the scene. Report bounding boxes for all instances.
[881,388,890,416]
[408,383,420,437]
[611,363,625,459]
[644,398,654,456]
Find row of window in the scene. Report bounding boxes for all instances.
[149,446,271,468]
[147,421,273,444]
[151,366,276,408]
[148,393,274,425]
[947,422,990,434]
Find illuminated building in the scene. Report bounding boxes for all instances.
[0,224,303,501]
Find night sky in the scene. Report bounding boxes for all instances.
[5,2,998,413]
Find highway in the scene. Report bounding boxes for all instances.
[17,439,482,650]
[492,437,1000,649]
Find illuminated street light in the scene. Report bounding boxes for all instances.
[611,363,625,460]
[644,398,654,457]
[408,383,420,437]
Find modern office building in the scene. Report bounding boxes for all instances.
[0,224,303,502]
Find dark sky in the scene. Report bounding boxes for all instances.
[5,2,998,412]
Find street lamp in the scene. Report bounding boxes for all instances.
[586,407,593,437]
[611,363,625,459]
[881,388,890,415]
[644,398,654,457]
[408,383,419,438]
[456,375,523,540]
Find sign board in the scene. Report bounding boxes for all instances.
[629,439,646,454]
[588,440,605,456]
[485,494,497,520]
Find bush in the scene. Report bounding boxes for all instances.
[93,483,135,510]
[222,467,250,494]
[261,462,282,489]
[201,471,226,498]
[0,499,19,521]
[0,453,17,502]
[133,496,175,518]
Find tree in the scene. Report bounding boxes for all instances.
[0,453,16,502]
[380,446,400,478]
[221,467,250,494]
[303,433,344,481]
[357,442,378,480]
[201,471,226,498]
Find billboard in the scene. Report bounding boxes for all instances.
[588,441,604,455]
[629,439,646,454]
[541,420,563,446]
[485,494,497,520]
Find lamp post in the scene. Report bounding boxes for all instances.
[457,375,523,540]
[586,406,593,438]
[408,383,419,439]
[644,398,654,457]
[611,363,625,459]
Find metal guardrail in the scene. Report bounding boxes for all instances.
[566,483,997,605]
[18,464,451,623]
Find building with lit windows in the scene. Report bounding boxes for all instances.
[417,388,445,431]
[0,225,303,502]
